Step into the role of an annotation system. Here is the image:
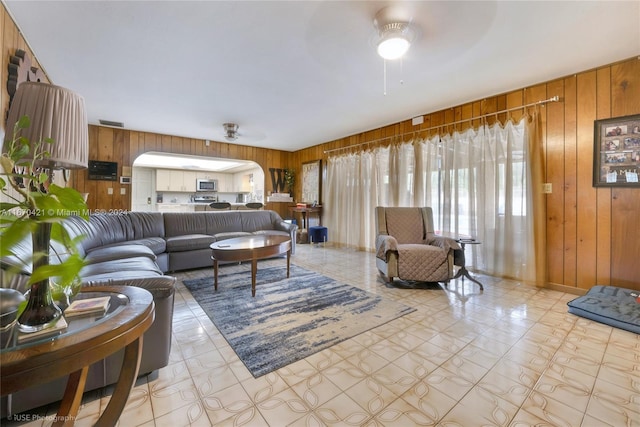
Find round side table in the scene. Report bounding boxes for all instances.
[452,239,484,290]
[1,286,154,426]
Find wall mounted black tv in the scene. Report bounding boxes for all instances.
[88,160,118,181]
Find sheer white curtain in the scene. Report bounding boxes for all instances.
[325,117,537,281]
[435,120,534,280]
[325,151,378,251]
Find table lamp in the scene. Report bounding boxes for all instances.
[4,81,88,332]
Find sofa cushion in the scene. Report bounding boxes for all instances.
[84,244,157,265]
[79,256,163,279]
[80,214,137,251]
[214,231,252,241]
[163,212,208,237]
[397,244,448,281]
[253,230,290,238]
[82,274,176,300]
[129,212,165,239]
[205,211,243,235]
[165,234,217,252]
[60,216,90,257]
[385,209,425,244]
[0,236,33,275]
[130,237,167,255]
[239,210,278,232]
[90,237,167,256]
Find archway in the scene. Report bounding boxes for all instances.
[130,152,264,212]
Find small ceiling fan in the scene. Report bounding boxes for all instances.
[223,123,240,141]
[220,122,266,142]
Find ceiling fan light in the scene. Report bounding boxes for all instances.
[377,36,410,60]
[223,122,239,141]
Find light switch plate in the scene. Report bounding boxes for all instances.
[107,188,113,195]
[543,183,552,194]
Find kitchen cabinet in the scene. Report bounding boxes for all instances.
[216,174,234,192]
[182,171,197,192]
[237,173,252,192]
[156,170,197,192]
[196,172,216,180]
[156,169,172,191]
[157,169,242,193]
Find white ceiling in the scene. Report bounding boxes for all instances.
[5,1,640,152]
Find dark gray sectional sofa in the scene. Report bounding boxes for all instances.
[162,210,297,272]
[62,209,296,277]
[0,209,296,417]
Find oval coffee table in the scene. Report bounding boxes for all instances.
[210,235,292,297]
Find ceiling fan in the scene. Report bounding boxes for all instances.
[219,122,266,143]
[223,123,239,141]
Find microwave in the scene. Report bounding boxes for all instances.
[196,179,218,192]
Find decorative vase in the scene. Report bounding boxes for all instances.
[17,222,62,333]
[54,289,71,312]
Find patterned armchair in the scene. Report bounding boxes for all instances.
[375,207,459,283]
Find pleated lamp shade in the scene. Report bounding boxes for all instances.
[5,82,88,170]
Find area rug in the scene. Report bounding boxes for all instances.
[182,265,416,377]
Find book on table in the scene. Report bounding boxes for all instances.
[64,296,111,318]
[17,316,68,343]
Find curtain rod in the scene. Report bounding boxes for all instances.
[324,95,560,154]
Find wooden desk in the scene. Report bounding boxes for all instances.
[1,286,155,426]
[288,206,322,230]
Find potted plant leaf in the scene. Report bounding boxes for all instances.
[284,168,295,194]
[1,116,88,332]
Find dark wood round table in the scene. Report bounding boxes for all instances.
[0,286,155,426]
[210,235,291,297]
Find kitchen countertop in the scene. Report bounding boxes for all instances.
[157,202,263,210]
[157,202,209,205]
[157,202,252,206]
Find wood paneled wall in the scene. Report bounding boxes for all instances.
[1,6,50,140]
[2,5,291,219]
[291,57,640,292]
[68,126,291,219]
[3,5,638,290]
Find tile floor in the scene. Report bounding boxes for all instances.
[6,244,640,426]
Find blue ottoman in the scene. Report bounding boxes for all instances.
[309,226,328,245]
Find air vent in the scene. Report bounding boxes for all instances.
[99,119,124,128]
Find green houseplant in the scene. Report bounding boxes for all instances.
[1,116,88,332]
[284,168,295,193]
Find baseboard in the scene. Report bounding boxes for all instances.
[544,282,588,296]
